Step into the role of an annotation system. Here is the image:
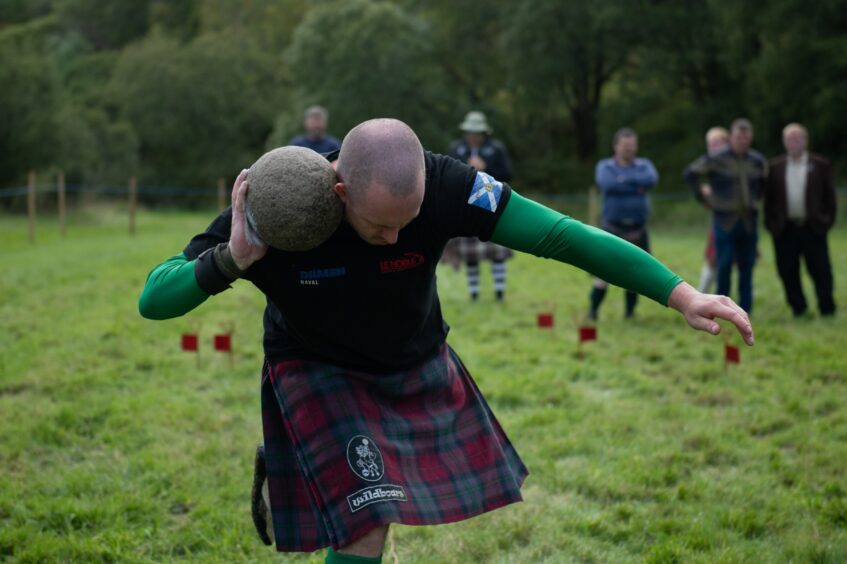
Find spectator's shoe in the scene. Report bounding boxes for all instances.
[470,292,479,301]
[251,444,274,546]
[495,290,504,301]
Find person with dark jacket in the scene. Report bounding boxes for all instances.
[684,118,767,314]
[764,123,837,316]
[446,111,514,301]
[288,106,342,154]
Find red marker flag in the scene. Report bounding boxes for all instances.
[181,334,198,351]
[579,326,597,343]
[725,343,740,364]
[214,334,232,352]
[537,313,554,328]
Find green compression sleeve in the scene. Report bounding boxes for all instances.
[490,192,683,305]
[138,253,210,320]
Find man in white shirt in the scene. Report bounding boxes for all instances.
[764,123,837,317]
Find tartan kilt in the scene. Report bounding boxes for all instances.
[260,343,528,552]
[455,237,514,263]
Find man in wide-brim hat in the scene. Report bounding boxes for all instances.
[446,111,515,301]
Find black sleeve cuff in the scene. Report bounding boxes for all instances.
[194,246,235,295]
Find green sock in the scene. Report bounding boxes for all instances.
[325,547,382,564]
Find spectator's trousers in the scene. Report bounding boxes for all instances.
[714,219,758,313]
[772,222,836,316]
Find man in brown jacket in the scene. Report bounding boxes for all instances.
[764,123,837,316]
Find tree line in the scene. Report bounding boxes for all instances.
[1,0,845,200]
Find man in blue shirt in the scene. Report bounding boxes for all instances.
[684,118,767,313]
[288,106,342,154]
[589,127,659,320]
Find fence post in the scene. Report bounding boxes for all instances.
[588,185,598,226]
[128,176,137,236]
[58,172,66,238]
[27,171,36,243]
[217,177,226,211]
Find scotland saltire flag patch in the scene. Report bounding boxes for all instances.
[467,172,503,212]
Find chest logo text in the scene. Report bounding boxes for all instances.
[379,252,425,274]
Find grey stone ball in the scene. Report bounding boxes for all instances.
[245,146,342,251]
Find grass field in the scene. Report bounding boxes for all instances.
[2,206,846,563]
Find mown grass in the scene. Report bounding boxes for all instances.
[1,205,845,563]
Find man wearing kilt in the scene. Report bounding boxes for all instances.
[140,119,754,563]
[446,111,515,301]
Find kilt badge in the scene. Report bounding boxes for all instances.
[345,435,407,513]
[346,435,384,481]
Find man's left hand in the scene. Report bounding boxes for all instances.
[667,282,754,346]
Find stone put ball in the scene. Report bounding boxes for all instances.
[245,146,342,251]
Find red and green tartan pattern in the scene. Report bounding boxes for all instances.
[260,344,528,552]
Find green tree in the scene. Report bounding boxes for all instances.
[637,1,733,112]
[746,0,847,163]
[281,0,453,150]
[0,42,62,187]
[503,0,640,163]
[148,0,201,42]
[400,0,516,158]
[195,0,307,53]
[109,32,282,190]
[405,0,508,108]
[0,0,52,25]
[52,105,139,187]
[57,0,151,50]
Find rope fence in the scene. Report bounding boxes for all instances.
[1,173,228,242]
[0,180,716,202]
[2,171,844,244]
[0,182,227,198]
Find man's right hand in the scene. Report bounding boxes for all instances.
[667,282,754,346]
[229,169,268,270]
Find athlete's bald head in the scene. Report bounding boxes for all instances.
[333,119,425,246]
[336,118,425,201]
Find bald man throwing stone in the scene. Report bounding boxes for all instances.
[139,119,754,563]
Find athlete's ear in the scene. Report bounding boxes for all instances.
[334,182,349,204]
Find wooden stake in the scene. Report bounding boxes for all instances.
[588,185,599,226]
[128,176,137,235]
[57,172,66,238]
[217,177,226,211]
[27,171,36,243]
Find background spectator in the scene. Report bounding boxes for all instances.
[691,126,730,292]
[589,127,659,320]
[764,123,837,317]
[684,118,767,313]
[288,106,342,153]
[446,111,514,301]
